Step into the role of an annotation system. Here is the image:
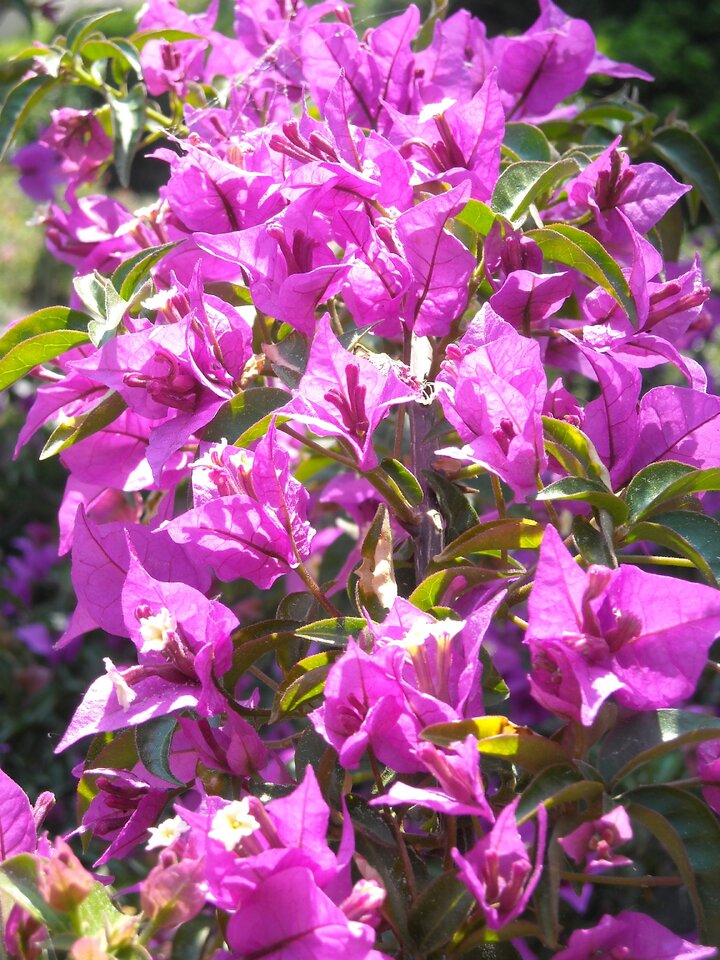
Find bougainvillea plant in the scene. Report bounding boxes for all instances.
[2,0,720,957]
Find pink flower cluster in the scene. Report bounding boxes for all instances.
[3,0,720,957]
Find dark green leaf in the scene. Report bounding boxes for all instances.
[600,710,720,786]
[538,477,627,523]
[574,101,640,126]
[40,392,127,460]
[203,388,291,444]
[502,123,552,162]
[542,416,612,487]
[409,562,518,611]
[112,242,178,301]
[625,511,720,584]
[135,715,183,786]
[527,225,637,326]
[295,617,366,645]
[492,158,580,223]
[408,872,473,956]
[480,647,510,706]
[516,766,603,824]
[625,461,697,522]
[652,126,720,224]
[80,38,142,75]
[627,786,720,945]
[428,518,543,571]
[273,652,340,720]
[107,86,147,188]
[66,8,122,52]
[425,470,479,542]
[572,515,615,567]
[625,462,720,522]
[0,74,57,162]
[171,914,217,960]
[264,329,308,389]
[225,620,300,690]
[380,458,424,508]
[77,729,138,828]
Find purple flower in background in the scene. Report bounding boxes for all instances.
[558,806,633,872]
[453,798,547,929]
[554,913,716,960]
[40,108,112,187]
[11,137,64,201]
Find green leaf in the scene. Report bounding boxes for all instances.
[492,158,580,223]
[409,562,518,611]
[538,477,627,523]
[542,416,612,488]
[0,855,65,927]
[456,198,496,236]
[107,85,147,189]
[111,242,178,301]
[135,715,183,786]
[625,461,720,522]
[502,123,552,162]
[428,518,543,571]
[627,786,720,945]
[80,37,142,75]
[516,765,603,824]
[295,617,366,645]
[574,101,640,127]
[0,306,90,356]
[407,872,473,956]
[225,620,300,690]
[652,126,720,224]
[424,470,479,542]
[480,647,510,706]
[0,330,90,390]
[40,391,127,460]
[572,515,615,567]
[203,388,291,444]
[73,271,109,319]
[272,651,341,720]
[66,7,122,52]
[264,329,308,390]
[599,710,720,787]
[0,73,57,162]
[527,224,637,326]
[421,716,569,772]
[76,880,124,935]
[130,28,204,50]
[0,307,92,389]
[380,458,424,508]
[625,510,720,584]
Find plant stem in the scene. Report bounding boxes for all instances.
[368,749,417,900]
[294,559,342,617]
[619,554,695,568]
[560,871,682,887]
